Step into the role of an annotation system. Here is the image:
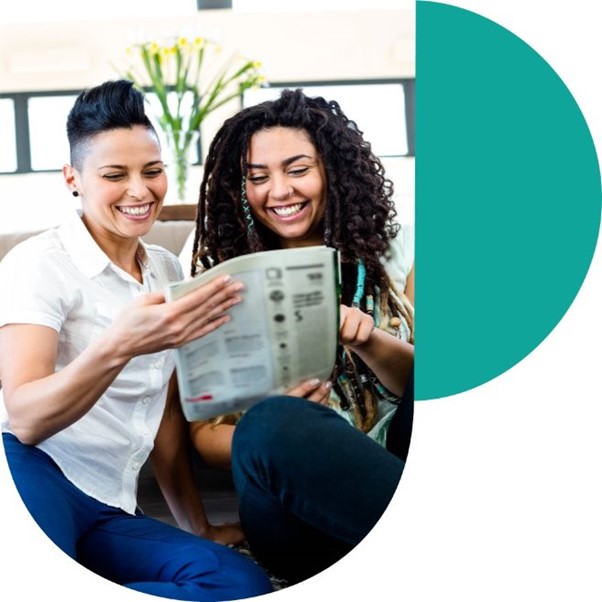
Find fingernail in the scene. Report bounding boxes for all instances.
[307,378,320,387]
[222,275,232,283]
[323,381,332,390]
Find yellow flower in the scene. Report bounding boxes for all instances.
[117,33,267,202]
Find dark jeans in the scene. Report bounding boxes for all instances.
[231,383,412,584]
[3,433,272,601]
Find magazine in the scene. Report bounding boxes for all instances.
[165,246,341,421]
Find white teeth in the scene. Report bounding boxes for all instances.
[272,203,304,217]
[118,204,151,216]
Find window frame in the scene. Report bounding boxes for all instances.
[0,89,79,175]
[0,77,414,176]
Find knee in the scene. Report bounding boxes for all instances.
[232,396,323,475]
[215,552,273,598]
[234,395,325,452]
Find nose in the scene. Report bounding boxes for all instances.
[269,175,293,201]
[127,175,149,200]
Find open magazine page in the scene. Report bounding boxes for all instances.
[165,246,341,421]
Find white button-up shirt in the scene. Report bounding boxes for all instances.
[0,212,183,514]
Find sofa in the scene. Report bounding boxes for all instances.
[0,218,196,265]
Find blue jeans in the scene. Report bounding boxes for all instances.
[2,433,272,601]
[231,396,407,584]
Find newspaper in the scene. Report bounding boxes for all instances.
[165,246,341,421]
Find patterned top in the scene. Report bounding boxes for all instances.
[326,227,414,447]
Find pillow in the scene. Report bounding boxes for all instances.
[177,227,197,277]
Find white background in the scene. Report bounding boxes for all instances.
[1,1,601,600]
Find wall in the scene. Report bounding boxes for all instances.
[0,8,415,233]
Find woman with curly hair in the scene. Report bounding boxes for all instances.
[187,88,414,584]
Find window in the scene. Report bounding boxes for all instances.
[0,99,17,173]
[0,89,202,175]
[243,79,415,157]
[0,91,79,174]
[28,95,77,171]
[1,79,413,175]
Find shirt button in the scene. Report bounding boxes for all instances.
[131,462,140,471]
[152,360,162,369]
[142,396,151,405]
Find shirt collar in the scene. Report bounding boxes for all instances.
[58,211,149,280]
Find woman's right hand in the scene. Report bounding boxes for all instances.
[106,275,244,362]
[200,523,246,547]
[286,378,332,405]
[0,275,245,446]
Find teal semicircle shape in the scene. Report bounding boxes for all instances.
[415,1,602,400]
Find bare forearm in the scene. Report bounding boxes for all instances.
[350,329,414,397]
[7,335,127,445]
[151,456,212,535]
[151,377,212,535]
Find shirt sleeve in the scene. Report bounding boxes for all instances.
[0,238,74,332]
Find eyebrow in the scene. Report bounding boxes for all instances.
[247,154,313,169]
[98,160,164,170]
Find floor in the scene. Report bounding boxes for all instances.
[137,459,290,591]
[137,458,241,526]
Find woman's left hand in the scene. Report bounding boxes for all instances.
[339,304,374,348]
[286,378,332,405]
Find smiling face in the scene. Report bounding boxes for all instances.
[64,125,167,254]
[245,126,327,248]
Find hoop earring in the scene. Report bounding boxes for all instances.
[240,177,255,236]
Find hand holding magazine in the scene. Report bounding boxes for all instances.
[165,246,341,421]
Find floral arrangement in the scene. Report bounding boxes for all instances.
[120,35,265,202]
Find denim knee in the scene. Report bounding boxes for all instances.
[237,394,314,441]
[232,395,343,481]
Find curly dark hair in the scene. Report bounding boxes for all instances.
[191,88,413,431]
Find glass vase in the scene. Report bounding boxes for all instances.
[165,130,199,204]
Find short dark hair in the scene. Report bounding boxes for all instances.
[66,79,157,169]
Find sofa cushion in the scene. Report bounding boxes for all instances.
[0,220,195,263]
[0,230,43,262]
[141,220,195,256]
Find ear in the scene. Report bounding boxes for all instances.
[63,164,78,194]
